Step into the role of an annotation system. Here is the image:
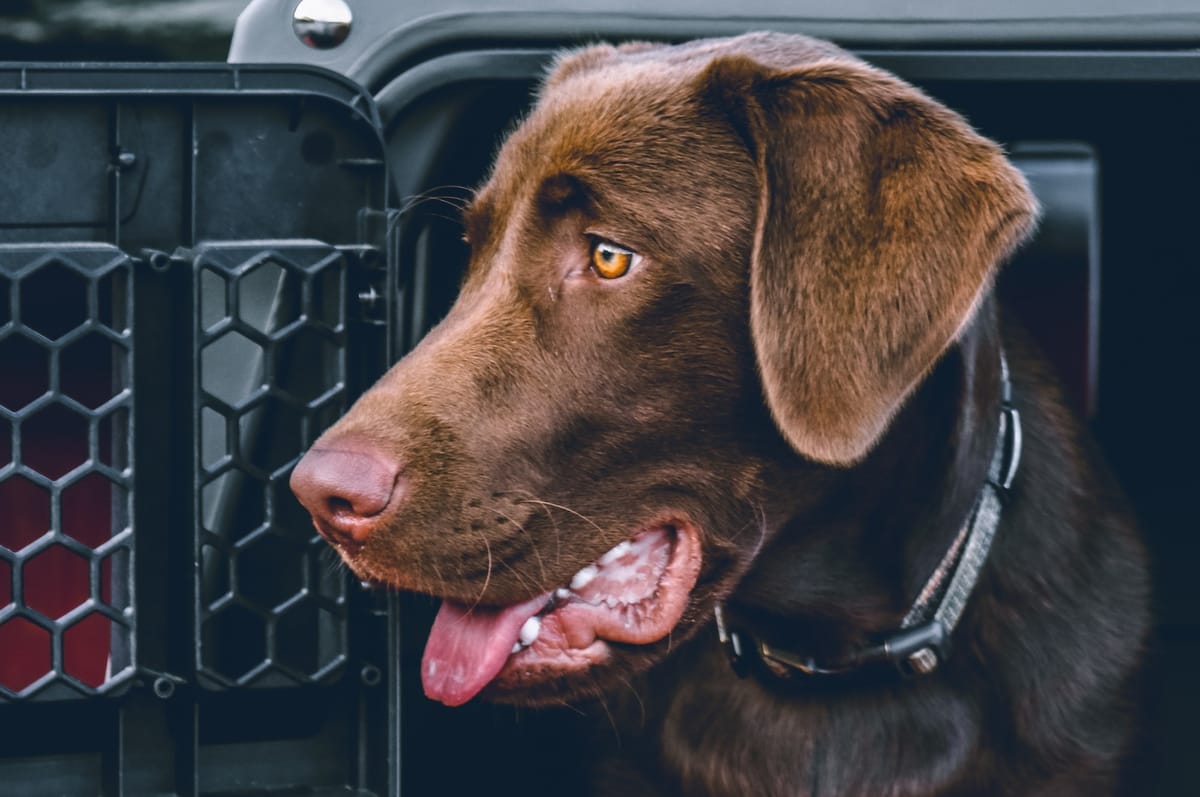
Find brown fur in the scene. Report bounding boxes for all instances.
[292,33,1148,796]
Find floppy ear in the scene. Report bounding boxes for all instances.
[701,51,1038,465]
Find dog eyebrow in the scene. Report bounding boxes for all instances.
[535,173,592,216]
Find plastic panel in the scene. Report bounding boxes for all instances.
[194,242,350,689]
[230,0,1200,82]
[0,245,135,701]
[0,64,395,797]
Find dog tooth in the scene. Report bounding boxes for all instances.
[599,540,632,566]
[570,565,598,590]
[555,587,572,601]
[512,642,523,655]
[519,616,541,646]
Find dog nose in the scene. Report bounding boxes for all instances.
[289,439,401,549]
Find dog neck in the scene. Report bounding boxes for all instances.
[729,297,1007,671]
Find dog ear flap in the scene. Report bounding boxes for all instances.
[700,52,1038,465]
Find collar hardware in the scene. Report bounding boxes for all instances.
[716,348,1020,682]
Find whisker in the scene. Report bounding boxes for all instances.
[496,555,542,596]
[506,490,568,567]
[536,498,564,567]
[490,506,548,586]
[749,501,770,560]
[592,679,623,747]
[459,530,494,618]
[394,185,477,219]
[515,497,607,536]
[318,545,344,575]
[429,560,449,597]
[617,674,647,728]
[552,698,588,717]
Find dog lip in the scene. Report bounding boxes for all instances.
[312,517,365,556]
[487,518,704,695]
[418,519,703,706]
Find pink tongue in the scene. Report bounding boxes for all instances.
[421,593,548,707]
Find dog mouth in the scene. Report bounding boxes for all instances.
[421,520,703,707]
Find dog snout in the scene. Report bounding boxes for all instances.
[289,438,403,550]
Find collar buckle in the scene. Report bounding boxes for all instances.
[713,603,750,678]
[880,619,950,677]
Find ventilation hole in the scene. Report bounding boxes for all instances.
[0,334,49,411]
[21,402,89,480]
[60,332,126,410]
[201,604,267,683]
[0,476,51,551]
[0,617,52,692]
[23,544,91,620]
[19,260,87,340]
[63,612,112,688]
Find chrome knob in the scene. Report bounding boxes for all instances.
[293,0,352,49]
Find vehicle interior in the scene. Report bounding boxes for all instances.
[0,1,1196,794]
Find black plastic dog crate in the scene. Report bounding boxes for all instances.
[0,64,400,795]
[3,3,1200,795]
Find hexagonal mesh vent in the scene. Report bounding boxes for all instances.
[0,246,135,701]
[193,244,349,689]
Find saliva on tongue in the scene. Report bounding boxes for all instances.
[421,593,548,706]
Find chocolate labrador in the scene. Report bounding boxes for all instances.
[291,32,1149,796]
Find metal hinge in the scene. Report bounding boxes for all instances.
[137,668,188,700]
[133,248,191,272]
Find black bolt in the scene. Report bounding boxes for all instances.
[360,664,382,687]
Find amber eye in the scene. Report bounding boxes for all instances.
[589,239,639,280]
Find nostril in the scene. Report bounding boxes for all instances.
[289,438,403,545]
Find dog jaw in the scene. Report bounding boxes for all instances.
[421,520,703,706]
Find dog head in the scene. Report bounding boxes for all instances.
[290,32,1036,707]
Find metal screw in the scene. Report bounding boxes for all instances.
[145,251,172,271]
[360,664,382,687]
[907,647,939,675]
[357,285,380,311]
[293,0,352,49]
[152,676,176,699]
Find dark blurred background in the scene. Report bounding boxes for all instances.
[0,0,243,61]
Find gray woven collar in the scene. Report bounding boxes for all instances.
[715,350,1022,680]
